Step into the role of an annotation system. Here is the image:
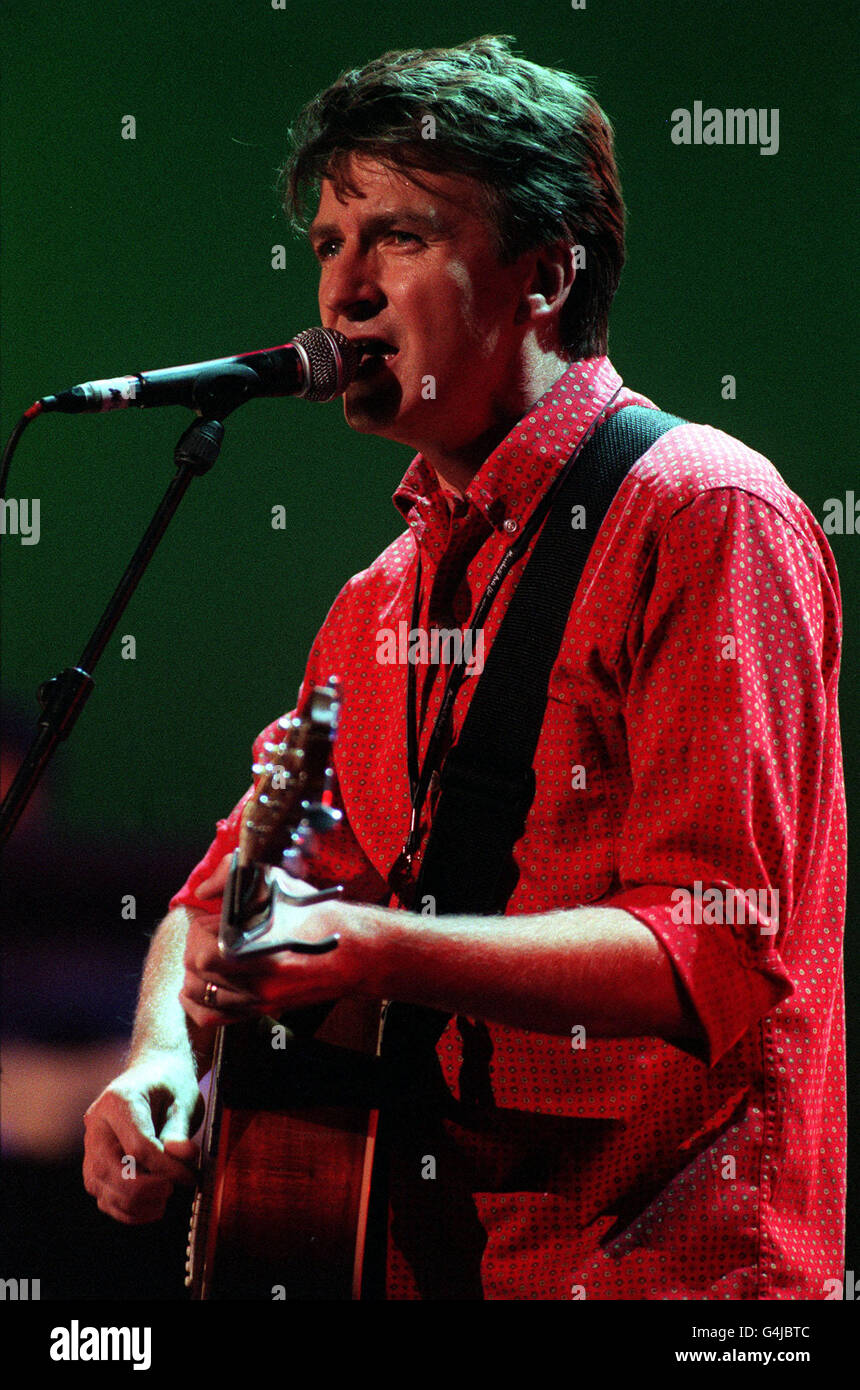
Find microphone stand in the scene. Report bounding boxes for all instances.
[0,366,256,848]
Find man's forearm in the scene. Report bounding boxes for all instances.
[359,904,701,1045]
[129,906,217,1072]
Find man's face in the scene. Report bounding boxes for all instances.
[310,156,532,459]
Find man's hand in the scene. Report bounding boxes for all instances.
[82,1055,201,1224]
[180,856,375,1028]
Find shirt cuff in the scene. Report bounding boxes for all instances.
[602,884,795,1067]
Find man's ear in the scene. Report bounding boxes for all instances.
[515,241,576,327]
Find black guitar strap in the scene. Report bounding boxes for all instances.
[411,403,686,919]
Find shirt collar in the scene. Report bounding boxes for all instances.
[393,356,624,545]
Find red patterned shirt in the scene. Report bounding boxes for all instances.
[171,357,846,1300]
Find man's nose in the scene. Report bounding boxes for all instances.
[321,246,385,323]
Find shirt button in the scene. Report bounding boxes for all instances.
[503,518,519,535]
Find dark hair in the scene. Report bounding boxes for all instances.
[281,35,626,358]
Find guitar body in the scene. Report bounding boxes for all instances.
[184,679,384,1299]
[187,998,383,1300]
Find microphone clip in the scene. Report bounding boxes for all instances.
[190,363,262,419]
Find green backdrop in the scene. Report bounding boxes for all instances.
[3,0,854,842]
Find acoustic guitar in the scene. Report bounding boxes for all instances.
[184,678,383,1299]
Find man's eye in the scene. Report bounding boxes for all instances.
[388,230,421,246]
[315,240,340,261]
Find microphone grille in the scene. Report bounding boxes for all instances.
[293,328,360,402]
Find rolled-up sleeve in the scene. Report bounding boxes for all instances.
[602,487,835,1066]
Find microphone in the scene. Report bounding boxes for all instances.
[37,328,360,414]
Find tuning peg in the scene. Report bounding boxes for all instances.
[300,800,343,834]
[280,844,311,879]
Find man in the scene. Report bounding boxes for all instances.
[83,36,846,1300]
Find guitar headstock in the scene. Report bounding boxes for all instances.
[237,677,341,870]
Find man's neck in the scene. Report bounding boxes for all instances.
[425,351,574,494]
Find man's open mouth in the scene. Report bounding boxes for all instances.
[352,338,399,379]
